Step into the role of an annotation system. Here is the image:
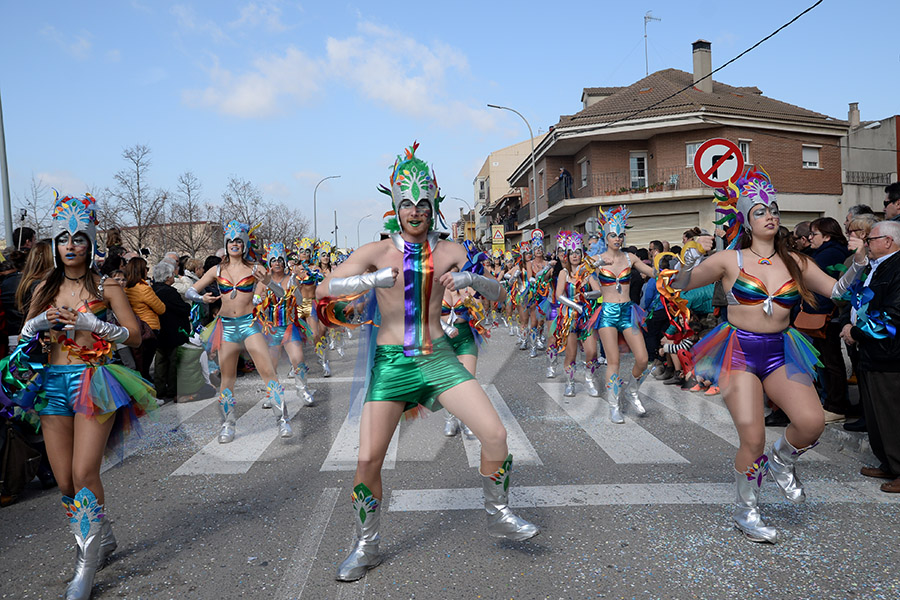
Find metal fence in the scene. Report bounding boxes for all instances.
[844,171,894,185]
[586,165,705,197]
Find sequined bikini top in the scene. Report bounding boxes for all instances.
[596,254,631,293]
[216,265,256,295]
[727,250,800,315]
[441,297,470,319]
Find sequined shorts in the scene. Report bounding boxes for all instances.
[38,364,89,417]
[221,313,262,344]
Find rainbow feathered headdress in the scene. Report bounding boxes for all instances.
[598,205,631,238]
[713,166,777,249]
[51,191,100,267]
[377,142,446,232]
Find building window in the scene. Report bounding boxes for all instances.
[739,140,750,163]
[802,146,820,169]
[578,158,589,189]
[630,152,647,188]
[686,142,701,166]
[539,170,545,197]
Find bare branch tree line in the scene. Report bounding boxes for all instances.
[11,143,310,260]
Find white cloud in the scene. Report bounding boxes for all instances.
[36,171,89,196]
[171,4,230,44]
[230,1,290,32]
[41,25,93,60]
[182,48,321,117]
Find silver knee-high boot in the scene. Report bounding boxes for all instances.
[316,340,332,377]
[528,327,539,358]
[769,436,817,504]
[98,507,117,568]
[444,412,460,436]
[63,488,106,600]
[620,369,648,416]
[546,348,558,379]
[481,455,540,541]
[336,483,383,581]
[217,388,236,443]
[734,455,779,543]
[537,325,546,351]
[266,381,293,438]
[585,359,600,397]
[293,362,315,407]
[606,374,625,424]
[563,363,576,397]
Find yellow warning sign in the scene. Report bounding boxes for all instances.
[491,225,505,242]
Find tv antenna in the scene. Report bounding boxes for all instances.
[644,11,662,76]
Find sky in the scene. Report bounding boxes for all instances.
[1,0,897,248]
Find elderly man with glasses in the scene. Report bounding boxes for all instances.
[839,220,900,493]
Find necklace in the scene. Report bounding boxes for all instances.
[748,247,777,265]
[64,273,85,281]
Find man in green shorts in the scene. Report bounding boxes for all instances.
[318,143,540,583]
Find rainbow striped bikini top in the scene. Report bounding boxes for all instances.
[216,266,256,295]
[441,297,470,321]
[77,299,108,320]
[727,250,800,316]
[596,254,631,293]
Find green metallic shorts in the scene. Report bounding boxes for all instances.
[366,337,475,412]
[447,322,478,357]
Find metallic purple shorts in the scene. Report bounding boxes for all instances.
[729,327,785,381]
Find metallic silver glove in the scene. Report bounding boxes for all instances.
[441,314,459,338]
[185,287,205,303]
[831,257,868,299]
[450,271,501,301]
[328,267,395,296]
[20,312,51,339]
[252,294,264,306]
[671,249,705,289]
[558,296,583,314]
[584,290,603,300]
[74,311,130,343]
[266,279,285,299]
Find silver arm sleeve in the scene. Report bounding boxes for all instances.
[831,258,868,299]
[185,287,205,303]
[558,295,584,315]
[266,279,285,299]
[584,290,603,300]
[252,294,263,306]
[450,271,501,301]
[670,248,704,289]
[328,267,395,296]
[441,316,458,338]
[20,312,51,339]
[74,311,130,344]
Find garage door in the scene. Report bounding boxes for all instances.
[626,213,700,248]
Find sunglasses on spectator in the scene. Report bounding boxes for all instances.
[885,198,900,207]
[864,235,889,244]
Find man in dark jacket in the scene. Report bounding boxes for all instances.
[151,261,191,401]
[840,220,900,492]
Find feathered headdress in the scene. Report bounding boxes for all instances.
[598,205,631,238]
[713,166,777,249]
[264,242,286,266]
[377,142,446,232]
[461,240,488,275]
[564,231,584,253]
[294,237,316,259]
[51,190,100,267]
[531,228,545,252]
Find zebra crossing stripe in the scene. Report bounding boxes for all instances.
[644,380,828,461]
[461,384,543,468]
[540,383,689,464]
[387,480,900,512]
[320,388,400,471]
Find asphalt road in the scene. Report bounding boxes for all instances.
[2,327,898,600]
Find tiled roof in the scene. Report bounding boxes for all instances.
[560,69,845,129]
[582,86,625,96]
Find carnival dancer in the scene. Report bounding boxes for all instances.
[514,242,532,349]
[593,206,655,423]
[670,167,868,543]
[489,249,505,326]
[254,242,315,407]
[317,143,539,582]
[544,232,567,378]
[552,232,603,397]
[441,241,492,439]
[0,192,157,600]
[527,230,552,358]
[187,221,292,443]
[319,242,347,358]
[500,250,519,336]
[294,238,331,377]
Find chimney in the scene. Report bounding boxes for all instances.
[692,40,712,93]
[848,102,860,128]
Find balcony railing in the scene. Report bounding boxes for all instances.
[845,171,894,185]
[547,179,566,206]
[517,204,531,224]
[587,165,704,197]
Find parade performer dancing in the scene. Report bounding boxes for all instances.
[254,242,315,406]
[294,238,331,377]
[593,206,655,423]
[500,250,519,336]
[317,143,539,582]
[526,230,551,358]
[544,231,567,378]
[0,192,156,600]
[553,232,603,397]
[187,221,292,443]
[441,241,492,439]
[671,167,867,543]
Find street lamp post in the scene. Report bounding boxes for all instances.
[487,104,539,232]
[449,196,473,243]
[356,213,372,248]
[313,175,340,240]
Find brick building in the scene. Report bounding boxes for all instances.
[507,40,849,247]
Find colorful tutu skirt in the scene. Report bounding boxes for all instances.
[692,322,821,386]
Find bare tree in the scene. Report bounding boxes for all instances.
[219,175,310,252]
[168,171,218,257]
[264,202,310,245]
[13,174,52,240]
[106,144,167,252]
